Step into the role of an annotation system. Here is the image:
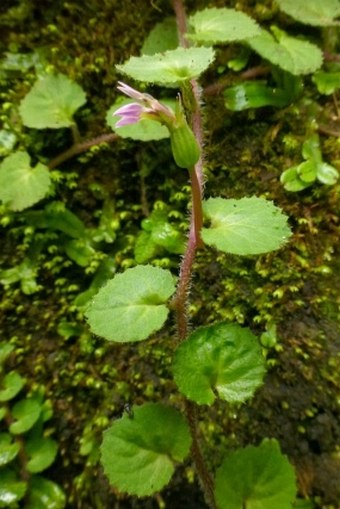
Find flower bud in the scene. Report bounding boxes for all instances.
[169,122,200,169]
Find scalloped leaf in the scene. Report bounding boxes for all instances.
[107,97,175,141]
[173,323,265,405]
[215,439,297,509]
[202,197,291,255]
[246,28,323,75]
[101,403,191,496]
[85,265,176,342]
[188,7,260,44]
[19,73,86,128]
[25,436,58,473]
[141,18,179,55]
[116,47,215,85]
[0,433,20,466]
[9,399,42,435]
[0,151,51,211]
[26,476,66,509]
[0,371,25,402]
[0,469,27,506]
[276,0,340,26]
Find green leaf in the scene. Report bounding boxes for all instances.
[25,436,58,473]
[0,469,27,507]
[276,0,340,26]
[312,71,340,95]
[188,7,260,44]
[201,197,291,255]
[246,28,323,75]
[0,408,6,421]
[26,476,66,509]
[134,231,160,264]
[65,238,95,267]
[0,343,14,365]
[19,73,86,129]
[9,399,42,435]
[280,166,312,192]
[0,371,25,402]
[301,135,322,162]
[0,259,40,295]
[141,18,179,55]
[173,323,265,405]
[296,160,318,183]
[214,439,297,509]
[0,130,16,156]
[316,162,339,185]
[116,47,215,85]
[101,403,191,496]
[0,434,20,466]
[106,97,174,141]
[224,81,291,111]
[0,151,51,211]
[85,265,176,342]
[25,201,86,238]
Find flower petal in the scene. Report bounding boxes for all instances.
[117,81,145,101]
[114,102,144,127]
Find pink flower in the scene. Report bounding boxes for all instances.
[114,81,175,128]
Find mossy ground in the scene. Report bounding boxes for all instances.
[0,1,339,508]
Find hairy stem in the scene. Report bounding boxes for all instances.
[171,1,217,508]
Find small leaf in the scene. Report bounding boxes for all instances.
[9,399,42,435]
[85,265,176,342]
[26,201,86,238]
[312,71,340,95]
[141,18,179,55]
[296,160,318,183]
[276,0,340,26]
[25,436,58,473]
[0,343,14,365]
[301,134,322,162]
[134,231,160,264]
[19,73,86,128]
[316,162,339,185]
[106,97,174,141]
[0,434,20,466]
[101,403,191,496]
[280,166,312,192]
[173,323,265,405]
[117,47,215,85]
[0,151,51,211]
[214,439,296,509]
[0,371,25,402]
[202,197,291,255]
[224,81,291,111]
[188,7,260,44]
[0,468,27,506]
[26,476,66,509]
[246,28,323,75]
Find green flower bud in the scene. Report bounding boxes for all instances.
[169,122,200,169]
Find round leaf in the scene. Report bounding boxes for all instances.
[141,18,179,55]
[0,371,25,402]
[0,434,20,466]
[280,166,312,192]
[296,160,317,183]
[116,47,215,85]
[246,28,323,75]
[101,403,191,496]
[106,97,174,141]
[26,477,66,509]
[317,162,339,185]
[19,73,86,128]
[25,437,58,473]
[9,399,42,435]
[201,197,291,255]
[276,0,340,26]
[215,439,296,509]
[85,265,176,342]
[188,7,260,44]
[0,469,27,506]
[173,323,265,405]
[0,151,51,211]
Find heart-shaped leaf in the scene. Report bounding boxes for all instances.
[0,151,51,211]
[9,399,42,435]
[117,47,215,85]
[25,437,58,473]
[215,439,296,509]
[19,73,86,128]
[188,7,260,44]
[202,197,291,255]
[0,433,20,466]
[101,403,191,496]
[276,0,340,26]
[173,323,265,405]
[0,371,25,402]
[85,265,176,342]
